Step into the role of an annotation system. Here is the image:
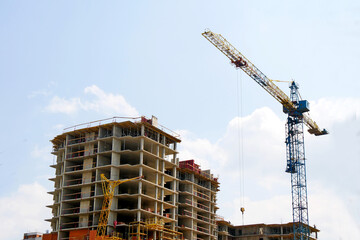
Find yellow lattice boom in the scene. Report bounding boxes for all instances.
[96,174,143,240]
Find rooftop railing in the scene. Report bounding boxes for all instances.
[62,116,180,139]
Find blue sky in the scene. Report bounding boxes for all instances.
[0,1,359,239]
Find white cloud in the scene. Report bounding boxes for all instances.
[178,129,228,171]
[46,96,81,114]
[45,85,139,117]
[0,182,52,240]
[179,98,360,239]
[228,194,292,225]
[83,85,139,116]
[309,97,360,128]
[222,107,284,170]
[309,183,360,239]
[224,183,360,239]
[179,107,285,182]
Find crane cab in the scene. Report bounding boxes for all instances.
[283,100,310,115]
[298,100,310,113]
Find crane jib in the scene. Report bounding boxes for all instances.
[202,29,327,136]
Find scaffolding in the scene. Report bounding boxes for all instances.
[128,218,183,240]
[129,221,148,240]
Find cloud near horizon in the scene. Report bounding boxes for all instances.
[45,85,139,117]
[178,97,360,239]
[0,182,52,240]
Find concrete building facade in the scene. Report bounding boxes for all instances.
[177,160,219,240]
[47,116,181,240]
[217,219,319,240]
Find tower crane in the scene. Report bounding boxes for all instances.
[96,174,143,240]
[202,29,328,240]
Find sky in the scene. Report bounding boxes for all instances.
[0,1,359,239]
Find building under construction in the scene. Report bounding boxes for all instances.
[177,160,219,240]
[46,116,219,240]
[44,116,319,240]
[216,217,319,240]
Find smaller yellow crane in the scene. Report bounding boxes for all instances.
[96,174,143,240]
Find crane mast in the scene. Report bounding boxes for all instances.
[202,29,327,240]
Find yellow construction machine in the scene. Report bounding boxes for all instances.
[96,174,143,240]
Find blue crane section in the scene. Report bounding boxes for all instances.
[202,29,328,240]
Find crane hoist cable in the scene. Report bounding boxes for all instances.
[236,70,246,225]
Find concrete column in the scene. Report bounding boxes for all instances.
[191,181,195,217]
[172,142,177,164]
[172,165,177,225]
[171,196,176,222]
[114,126,121,137]
[110,166,119,180]
[81,186,91,200]
[112,138,121,152]
[141,125,145,136]
[173,166,177,191]
[111,152,120,166]
[56,216,61,233]
[161,160,165,174]
[162,146,166,161]
[140,138,144,151]
[156,158,159,174]
[137,196,142,221]
[171,220,175,231]
[138,168,143,192]
[108,211,116,232]
[82,171,92,184]
[156,138,160,158]
[83,158,93,170]
[155,158,159,215]
[79,214,89,227]
[154,193,158,215]
[140,149,144,166]
[160,188,164,216]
